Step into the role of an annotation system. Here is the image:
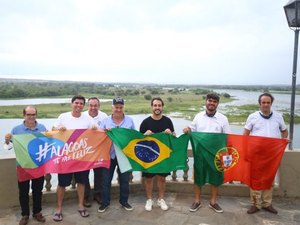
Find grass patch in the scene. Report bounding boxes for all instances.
[1,92,298,124]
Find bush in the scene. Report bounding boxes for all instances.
[167,97,173,102]
[144,94,152,100]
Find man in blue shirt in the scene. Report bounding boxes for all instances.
[98,97,135,213]
[5,106,47,225]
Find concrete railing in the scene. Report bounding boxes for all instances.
[1,150,299,208]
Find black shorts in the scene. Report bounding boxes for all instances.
[142,172,170,178]
[58,170,89,187]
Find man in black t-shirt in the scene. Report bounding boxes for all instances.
[139,97,175,211]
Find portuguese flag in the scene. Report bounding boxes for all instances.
[107,128,189,173]
[190,132,288,190]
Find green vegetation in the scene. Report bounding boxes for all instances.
[0,79,232,120]
[0,79,299,123]
[1,79,299,99]
[225,104,300,124]
[0,93,231,120]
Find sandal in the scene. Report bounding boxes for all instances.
[78,208,89,217]
[53,212,63,222]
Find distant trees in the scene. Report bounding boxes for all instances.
[1,79,267,100]
[0,80,145,98]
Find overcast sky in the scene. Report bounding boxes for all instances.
[0,0,297,85]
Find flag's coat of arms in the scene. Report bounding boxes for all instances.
[123,136,171,169]
[214,147,239,172]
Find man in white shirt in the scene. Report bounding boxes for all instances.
[52,95,96,222]
[244,93,288,214]
[83,97,107,207]
[183,93,230,213]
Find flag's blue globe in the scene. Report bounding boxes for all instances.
[134,140,160,163]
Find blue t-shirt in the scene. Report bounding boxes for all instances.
[100,115,135,159]
[12,121,47,135]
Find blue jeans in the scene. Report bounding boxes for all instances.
[101,158,130,206]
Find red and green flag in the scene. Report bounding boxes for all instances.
[190,132,288,190]
[107,128,189,173]
[13,129,112,181]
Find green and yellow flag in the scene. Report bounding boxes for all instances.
[107,128,189,173]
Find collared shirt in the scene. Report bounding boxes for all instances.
[11,121,47,170]
[83,110,108,128]
[53,112,95,129]
[244,111,287,138]
[100,115,135,159]
[189,111,231,133]
[11,121,47,135]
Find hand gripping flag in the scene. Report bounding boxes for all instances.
[13,129,112,181]
[106,128,189,173]
[190,132,288,190]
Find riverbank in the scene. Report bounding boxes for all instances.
[0,99,299,124]
[1,88,299,124]
[0,93,233,120]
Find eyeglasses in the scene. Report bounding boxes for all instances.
[25,114,36,116]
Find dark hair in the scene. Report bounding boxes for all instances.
[88,96,100,104]
[151,97,164,106]
[71,95,86,104]
[258,93,274,104]
[206,93,220,102]
[23,106,37,116]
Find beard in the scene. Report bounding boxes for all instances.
[206,105,216,112]
[153,109,162,115]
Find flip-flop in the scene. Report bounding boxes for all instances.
[78,208,89,217]
[53,212,63,222]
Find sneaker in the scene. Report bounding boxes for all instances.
[209,203,223,213]
[98,204,108,213]
[157,199,169,211]
[19,216,29,225]
[121,202,133,211]
[33,212,46,222]
[189,202,202,212]
[145,199,153,211]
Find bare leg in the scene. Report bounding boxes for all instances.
[157,176,166,200]
[144,177,153,199]
[194,185,201,203]
[55,185,65,213]
[210,185,218,204]
[77,183,85,209]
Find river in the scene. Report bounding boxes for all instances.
[215,89,300,115]
[0,90,299,156]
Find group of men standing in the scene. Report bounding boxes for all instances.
[5,92,288,225]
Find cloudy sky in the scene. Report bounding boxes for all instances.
[0,0,297,85]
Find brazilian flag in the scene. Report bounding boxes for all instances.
[107,128,189,173]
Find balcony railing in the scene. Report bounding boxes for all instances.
[1,150,300,209]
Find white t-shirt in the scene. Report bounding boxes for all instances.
[83,110,108,128]
[244,111,287,138]
[189,111,231,134]
[53,112,95,129]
